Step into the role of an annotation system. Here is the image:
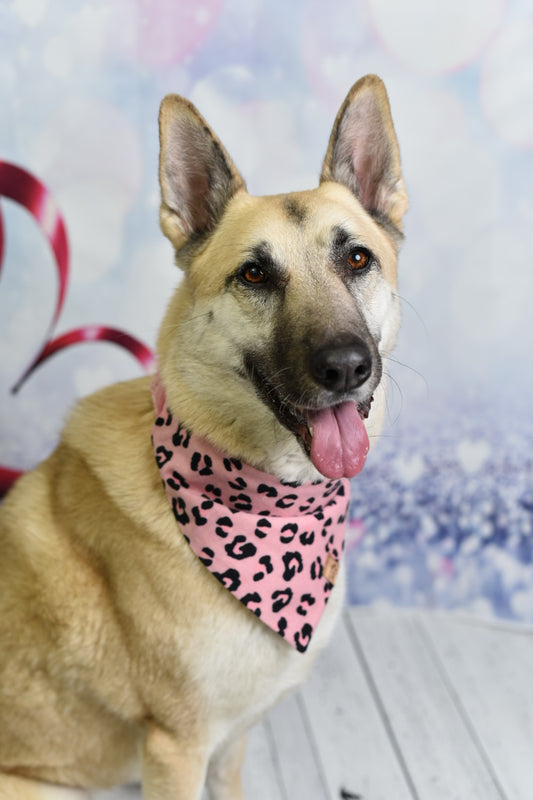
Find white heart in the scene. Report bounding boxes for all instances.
[456,439,491,473]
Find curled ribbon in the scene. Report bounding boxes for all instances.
[0,161,156,494]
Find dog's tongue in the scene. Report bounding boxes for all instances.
[308,402,369,480]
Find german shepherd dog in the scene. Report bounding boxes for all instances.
[0,75,407,799]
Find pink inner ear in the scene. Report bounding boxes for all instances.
[351,147,384,214]
[161,108,245,242]
[346,94,392,214]
[163,117,213,236]
[183,165,211,234]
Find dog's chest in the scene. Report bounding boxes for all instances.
[192,562,346,745]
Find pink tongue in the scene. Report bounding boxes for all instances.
[308,401,369,480]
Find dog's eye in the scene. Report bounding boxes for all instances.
[347,248,371,271]
[240,263,267,284]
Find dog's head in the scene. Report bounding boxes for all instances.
[156,75,408,483]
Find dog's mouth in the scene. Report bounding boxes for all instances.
[245,361,372,480]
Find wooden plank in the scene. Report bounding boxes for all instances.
[266,689,331,799]
[301,614,415,800]
[420,613,533,800]
[349,610,504,800]
[241,718,286,800]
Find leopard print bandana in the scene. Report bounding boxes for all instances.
[151,376,350,653]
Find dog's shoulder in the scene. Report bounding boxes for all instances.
[59,374,170,520]
[61,375,153,469]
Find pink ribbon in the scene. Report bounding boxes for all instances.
[0,161,155,494]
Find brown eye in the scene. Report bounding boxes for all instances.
[347,248,371,271]
[241,264,267,284]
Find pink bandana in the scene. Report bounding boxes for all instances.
[151,377,350,653]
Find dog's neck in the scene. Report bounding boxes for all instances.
[156,367,321,487]
[150,374,350,652]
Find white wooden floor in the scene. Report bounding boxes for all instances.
[96,609,533,800]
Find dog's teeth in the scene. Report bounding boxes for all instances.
[309,426,313,437]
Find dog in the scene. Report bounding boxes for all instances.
[0,74,407,800]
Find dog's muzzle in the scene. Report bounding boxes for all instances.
[244,339,377,480]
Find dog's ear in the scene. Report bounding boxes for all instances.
[320,75,408,232]
[158,96,246,253]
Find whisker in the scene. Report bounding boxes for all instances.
[382,369,404,427]
[382,354,429,397]
[395,292,428,337]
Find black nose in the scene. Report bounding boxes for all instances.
[311,341,372,393]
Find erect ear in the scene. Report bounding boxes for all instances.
[320,74,408,233]
[158,95,246,254]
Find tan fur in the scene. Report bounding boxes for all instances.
[0,75,407,800]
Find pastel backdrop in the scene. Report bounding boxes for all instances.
[1,0,532,621]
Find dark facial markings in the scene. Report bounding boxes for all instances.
[330,225,378,279]
[369,209,404,248]
[228,224,380,309]
[283,197,308,226]
[231,241,287,292]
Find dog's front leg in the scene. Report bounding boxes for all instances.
[142,723,208,800]
[205,735,246,800]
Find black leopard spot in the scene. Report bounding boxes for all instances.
[228,476,247,491]
[223,457,242,472]
[155,410,173,427]
[277,617,287,637]
[229,493,252,512]
[310,556,323,580]
[272,588,293,612]
[299,529,315,546]
[282,552,303,581]
[296,594,316,616]
[299,497,315,512]
[172,423,191,448]
[259,555,273,573]
[295,623,313,653]
[212,568,241,592]
[258,483,278,498]
[205,484,222,499]
[324,480,342,498]
[192,506,208,526]
[254,519,272,539]
[191,452,213,476]
[215,516,233,538]
[253,555,274,581]
[199,547,215,567]
[225,535,257,560]
[155,445,172,468]
[167,470,189,491]
[280,523,298,544]
[171,496,189,526]
[276,494,298,509]
[242,592,262,616]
